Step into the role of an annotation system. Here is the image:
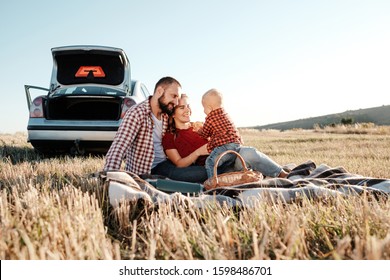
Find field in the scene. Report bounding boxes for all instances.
[1,127,390,260]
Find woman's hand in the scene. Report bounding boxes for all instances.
[165,144,209,168]
[195,144,209,156]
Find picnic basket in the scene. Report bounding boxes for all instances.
[203,150,263,190]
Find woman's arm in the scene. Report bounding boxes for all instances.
[165,144,209,168]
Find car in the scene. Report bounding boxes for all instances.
[25,45,151,155]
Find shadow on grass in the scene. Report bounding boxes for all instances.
[0,145,40,164]
[0,145,106,165]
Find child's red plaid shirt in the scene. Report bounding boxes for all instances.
[199,107,242,153]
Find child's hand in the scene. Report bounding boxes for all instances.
[191,121,203,133]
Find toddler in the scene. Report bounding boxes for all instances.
[198,89,242,178]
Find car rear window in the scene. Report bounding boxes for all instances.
[53,86,126,96]
[55,51,125,86]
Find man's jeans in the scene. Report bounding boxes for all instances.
[205,143,240,178]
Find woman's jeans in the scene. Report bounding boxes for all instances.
[235,146,282,177]
[151,160,208,183]
[205,143,241,178]
[151,146,282,183]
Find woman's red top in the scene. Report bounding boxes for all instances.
[162,127,208,166]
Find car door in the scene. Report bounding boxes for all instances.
[25,85,49,110]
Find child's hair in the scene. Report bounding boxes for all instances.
[202,88,223,108]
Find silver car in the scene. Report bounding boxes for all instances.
[25,45,150,155]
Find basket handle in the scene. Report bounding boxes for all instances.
[212,150,249,184]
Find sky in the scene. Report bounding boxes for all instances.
[1,0,390,133]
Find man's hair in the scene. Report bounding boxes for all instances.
[154,76,181,93]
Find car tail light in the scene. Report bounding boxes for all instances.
[30,97,44,118]
[120,97,136,118]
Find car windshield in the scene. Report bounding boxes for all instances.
[52,86,126,96]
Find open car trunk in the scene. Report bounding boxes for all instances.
[46,95,123,120]
[25,46,134,155]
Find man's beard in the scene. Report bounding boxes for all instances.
[158,96,175,115]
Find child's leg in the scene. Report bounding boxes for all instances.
[205,149,220,178]
[205,143,240,178]
[215,143,240,168]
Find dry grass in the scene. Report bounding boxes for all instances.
[1,130,389,260]
[313,123,390,135]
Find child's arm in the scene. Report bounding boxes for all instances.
[191,121,203,133]
[198,119,212,138]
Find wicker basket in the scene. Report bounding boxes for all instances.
[203,150,263,190]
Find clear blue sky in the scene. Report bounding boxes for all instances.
[1,0,390,133]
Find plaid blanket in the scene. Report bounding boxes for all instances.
[203,160,390,207]
[102,160,390,208]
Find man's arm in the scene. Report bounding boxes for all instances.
[103,110,141,170]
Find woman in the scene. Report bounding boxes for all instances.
[161,94,288,183]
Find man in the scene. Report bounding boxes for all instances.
[103,76,181,175]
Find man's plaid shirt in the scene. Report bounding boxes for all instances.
[104,98,168,174]
[199,107,242,152]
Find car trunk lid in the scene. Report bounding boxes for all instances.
[50,45,130,92]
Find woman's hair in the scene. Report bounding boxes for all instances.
[167,93,188,135]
